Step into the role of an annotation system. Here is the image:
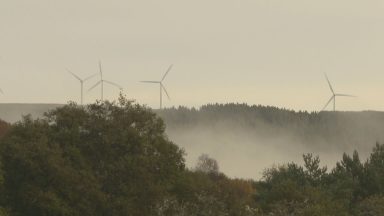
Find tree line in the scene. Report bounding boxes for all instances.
[158,103,384,150]
[0,98,383,215]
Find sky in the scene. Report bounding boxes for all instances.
[1,0,384,111]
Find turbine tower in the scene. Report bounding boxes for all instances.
[141,64,173,109]
[322,73,356,111]
[66,69,97,105]
[88,61,123,101]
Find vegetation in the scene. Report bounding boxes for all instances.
[253,144,384,215]
[0,97,184,215]
[158,104,384,151]
[0,98,383,215]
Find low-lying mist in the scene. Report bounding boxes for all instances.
[0,103,382,180]
[165,125,373,180]
[159,104,384,180]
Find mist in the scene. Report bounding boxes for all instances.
[0,103,382,180]
[159,105,384,180]
[166,126,373,180]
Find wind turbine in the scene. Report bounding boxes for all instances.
[88,61,123,101]
[141,64,173,109]
[66,69,97,105]
[322,73,356,111]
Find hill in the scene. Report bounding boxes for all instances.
[0,103,383,179]
[157,104,384,178]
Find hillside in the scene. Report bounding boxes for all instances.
[157,104,384,178]
[158,104,384,149]
[0,103,383,179]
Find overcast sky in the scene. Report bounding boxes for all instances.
[0,0,384,111]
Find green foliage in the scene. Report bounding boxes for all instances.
[159,169,257,216]
[0,96,185,216]
[364,143,384,195]
[0,160,7,216]
[0,208,9,216]
[1,99,384,215]
[303,153,327,186]
[354,196,384,216]
[255,144,384,215]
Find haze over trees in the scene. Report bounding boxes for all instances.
[158,104,384,178]
[0,99,383,215]
[158,103,384,151]
[1,103,384,154]
[1,102,384,178]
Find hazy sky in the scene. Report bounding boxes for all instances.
[1,0,384,111]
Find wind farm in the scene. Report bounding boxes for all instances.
[2,1,384,214]
[66,69,97,105]
[140,64,173,109]
[322,73,356,111]
[0,63,363,112]
[88,61,123,101]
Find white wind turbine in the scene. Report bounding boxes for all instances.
[322,73,356,111]
[88,61,123,101]
[66,69,97,105]
[141,64,173,109]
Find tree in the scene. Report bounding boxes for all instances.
[364,143,384,196]
[256,155,348,215]
[0,158,7,216]
[0,120,10,216]
[355,196,384,216]
[195,154,219,174]
[303,153,327,186]
[0,96,185,216]
[0,120,10,139]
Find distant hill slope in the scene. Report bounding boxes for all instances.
[1,102,383,179]
[157,104,384,178]
[157,104,384,150]
[0,103,63,123]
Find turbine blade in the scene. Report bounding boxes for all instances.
[83,73,98,82]
[324,73,335,94]
[161,64,173,82]
[66,68,82,81]
[161,83,171,100]
[98,60,103,78]
[88,81,102,92]
[322,96,334,111]
[104,80,123,90]
[140,81,160,83]
[335,94,356,97]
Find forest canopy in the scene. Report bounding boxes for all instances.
[0,96,185,215]
[0,98,383,215]
[158,104,384,151]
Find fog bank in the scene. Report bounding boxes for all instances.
[159,104,384,179]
